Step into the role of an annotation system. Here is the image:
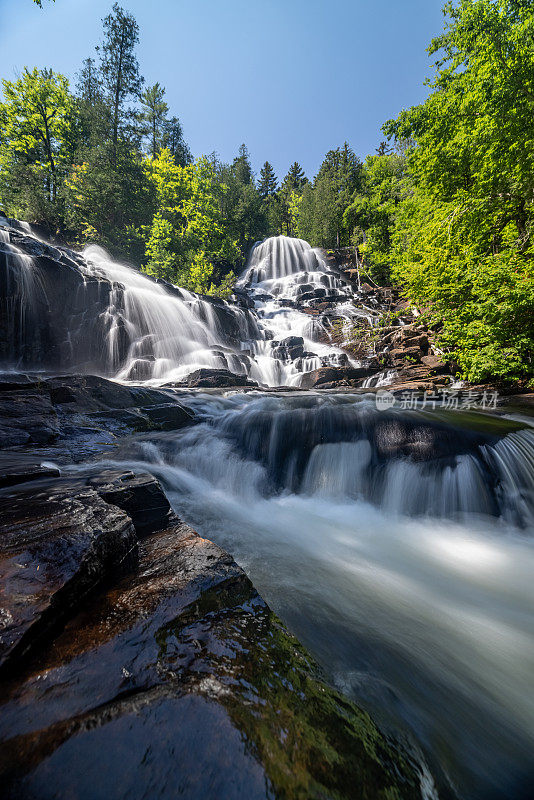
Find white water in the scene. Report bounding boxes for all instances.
[0,221,380,387]
[95,392,534,800]
[238,236,376,386]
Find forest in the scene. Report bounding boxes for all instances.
[1,0,533,384]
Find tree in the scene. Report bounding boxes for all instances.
[278,162,308,236]
[65,139,154,253]
[140,82,169,158]
[144,149,240,295]
[99,3,143,162]
[232,143,253,184]
[162,116,192,166]
[343,152,408,282]
[383,0,534,382]
[75,57,110,147]
[282,162,307,193]
[258,161,278,199]
[214,147,267,261]
[299,144,361,247]
[0,68,77,225]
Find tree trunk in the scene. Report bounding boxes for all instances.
[112,28,126,165]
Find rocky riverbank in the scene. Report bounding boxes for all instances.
[0,373,431,799]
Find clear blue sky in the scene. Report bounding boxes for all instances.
[0,0,445,179]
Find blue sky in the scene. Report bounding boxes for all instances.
[0,0,445,179]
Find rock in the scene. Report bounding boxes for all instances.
[0,463,60,489]
[0,519,423,800]
[300,365,376,389]
[0,481,137,677]
[0,392,59,448]
[388,346,422,366]
[421,355,449,373]
[176,368,258,389]
[89,470,172,535]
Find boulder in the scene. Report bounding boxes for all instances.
[176,368,258,389]
[421,355,449,374]
[300,365,376,389]
[0,481,136,676]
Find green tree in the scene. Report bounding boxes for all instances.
[0,68,78,225]
[144,149,239,295]
[140,82,169,158]
[343,152,408,282]
[282,162,307,193]
[258,161,278,199]
[299,143,361,247]
[384,0,534,382]
[162,116,192,166]
[99,3,143,163]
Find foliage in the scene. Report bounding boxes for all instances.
[384,0,534,382]
[343,153,408,282]
[99,3,143,160]
[0,68,78,227]
[140,83,169,158]
[258,161,278,199]
[299,144,362,247]
[144,149,239,293]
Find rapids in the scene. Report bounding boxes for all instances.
[89,391,534,800]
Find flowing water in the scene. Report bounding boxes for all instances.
[94,392,534,800]
[0,221,369,386]
[2,220,534,797]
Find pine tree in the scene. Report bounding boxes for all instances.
[162,116,192,166]
[232,143,253,184]
[76,58,102,104]
[98,3,143,162]
[282,162,307,193]
[258,161,278,198]
[140,83,169,158]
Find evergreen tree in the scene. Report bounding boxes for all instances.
[98,3,143,162]
[258,161,278,198]
[281,162,307,193]
[299,143,361,247]
[140,82,168,158]
[75,57,110,147]
[162,116,192,166]
[232,143,253,184]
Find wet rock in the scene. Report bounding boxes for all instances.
[0,520,423,800]
[89,471,172,535]
[175,368,258,389]
[0,482,137,677]
[300,365,376,389]
[0,392,59,448]
[0,463,60,489]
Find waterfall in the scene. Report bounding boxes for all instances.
[92,391,534,800]
[0,220,379,387]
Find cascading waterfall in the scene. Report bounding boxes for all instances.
[0,219,377,386]
[238,235,375,385]
[91,391,534,800]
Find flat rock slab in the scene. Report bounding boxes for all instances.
[0,522,423,800]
